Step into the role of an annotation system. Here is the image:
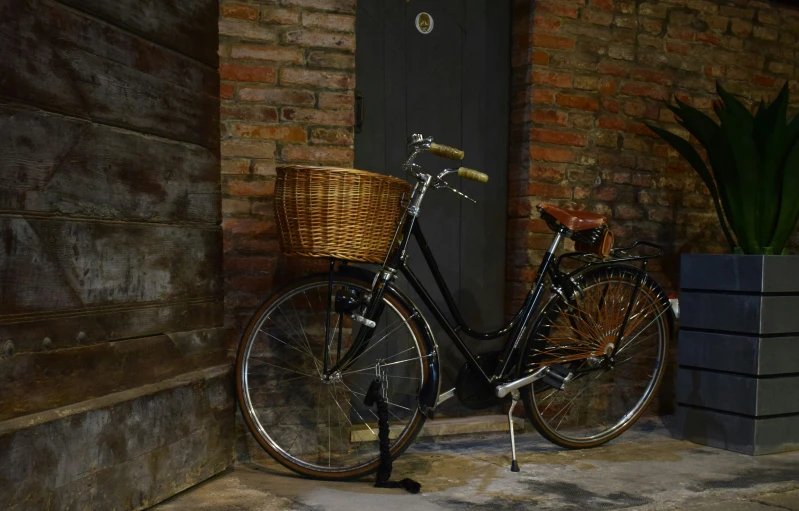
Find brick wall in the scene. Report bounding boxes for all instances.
[218,0,356,339]
[508,0,799,312]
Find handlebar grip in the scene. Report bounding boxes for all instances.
[429,143,465,160]
[458,167,489,183]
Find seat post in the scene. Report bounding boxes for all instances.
[547,230,564,256]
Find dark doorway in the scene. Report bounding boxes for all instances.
[355,0,510,414]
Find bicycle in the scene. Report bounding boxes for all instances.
[236,134,675,480]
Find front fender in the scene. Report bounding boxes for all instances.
[338,265,441,418]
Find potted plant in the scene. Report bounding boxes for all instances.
[648,83,799,455]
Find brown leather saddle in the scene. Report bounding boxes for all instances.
[538,203,614,257]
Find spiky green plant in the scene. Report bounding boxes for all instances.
[648,83,799,255]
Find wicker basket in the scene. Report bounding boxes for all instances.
[274,165,412,263]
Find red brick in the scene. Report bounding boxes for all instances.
[574,76,600,91]
[532,109,568,126]
[599,78,617,94]
[530,165,566,182]
[598,116,626,130]
[668,25,696,41]
[583,8,614,26]
[230,124,307,142]
[310,127,353,146]
[220,63,276,83]
[220,83,235,100]
[532,33,576,50]
[261,7,300,25]
[526,182,572,199]
[534,16,562,32]
[752,75,776,88]
[615,204,643,220]
[537,1,579,19]
[532,89,556,104]
[598,61,628,77]
[626,122,656,136]
[223,218,276,236]
[230,45,304,63]
[253,161,276,176]
[556,93,599,111]
[593,186,617,201]
[533,69,573,88]
[225,179,276,197]
[238,87,315,105]
[531,128,587,147]
[704,65,724,78]
[222,159,250,175]
[591,0,613,10]
[642,19,663,34]
[630,69,673,86]
[621,82,668,100]
[222,140,277,159]
[224,256,279,273]
[318,91,354,109]
[281,107,353,125]
[281,68,355,90]
[221,3,259,20]
[532,50,550,66]
[282,145,353,163]
[530,146,575,162]
[220,104,279,122]
[696,32,721,46]
[282,30,355,51]
[623,101,646,117]
[719,6,754,20]
[665,41,690,55]
[282,0,356,12]
[230,275,276,294]
[302,12,355,32]
[219,19,277,42]
[307,52,355,69]
[222,198,251,215]
[601,98,621,113]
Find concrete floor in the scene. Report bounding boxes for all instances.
[154,417,799,511]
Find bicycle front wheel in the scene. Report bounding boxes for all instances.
[520,265,671,448]
[236,272,430,480]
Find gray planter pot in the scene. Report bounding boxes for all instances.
[676,254,799,455]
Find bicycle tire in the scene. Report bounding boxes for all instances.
[236,271,431,480]
[520,264,671,449]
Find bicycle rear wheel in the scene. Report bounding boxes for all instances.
[520,265,671,448]
[236,272,430,480]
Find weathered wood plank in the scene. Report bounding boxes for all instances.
[0,366,234,510]
[0,0,219,149]
[0,329,227,421]
[55,0,220,68]
[0,299,223,354]
[0,105,220,224]
[0,218,223,316]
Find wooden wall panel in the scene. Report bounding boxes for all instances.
[0,218,222,314]
[55,0,219,68]
[0,0,219,150]
[0,105,220,224]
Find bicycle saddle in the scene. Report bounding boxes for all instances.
[538,203,606,231]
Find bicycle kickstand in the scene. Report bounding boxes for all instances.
[508,390,521,472]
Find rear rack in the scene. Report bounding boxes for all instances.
[557,241,664,271]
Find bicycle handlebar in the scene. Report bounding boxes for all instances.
[457,167,489,183]
[428,142,465,161]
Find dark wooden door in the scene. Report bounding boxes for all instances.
[355,0,510,413]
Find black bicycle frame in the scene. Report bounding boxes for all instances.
[326,215,564,386]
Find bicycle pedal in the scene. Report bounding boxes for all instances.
[352,313,376,328]
[541,364,571,391]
